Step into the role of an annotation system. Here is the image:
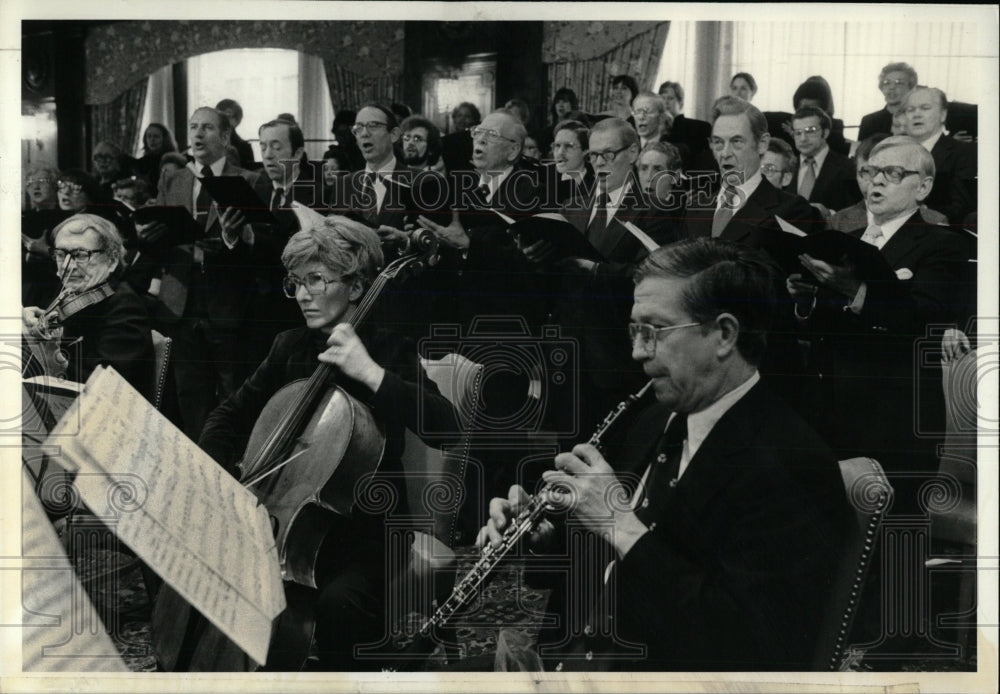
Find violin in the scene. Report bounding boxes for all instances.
[152,229,439,671]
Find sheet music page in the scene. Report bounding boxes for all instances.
[45,366,285,665]
[17,468,127,672]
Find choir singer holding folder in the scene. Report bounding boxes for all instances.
[786,135,966,514]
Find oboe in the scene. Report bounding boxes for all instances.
[416,379,655,638]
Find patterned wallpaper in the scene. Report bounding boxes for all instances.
[85,20,405,104]
[542,21,667,63]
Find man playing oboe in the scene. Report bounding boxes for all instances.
[480,238,853,671]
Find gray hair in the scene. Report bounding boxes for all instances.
[51,213,125,266]
[869,135,936,180]
[281,215,384,289]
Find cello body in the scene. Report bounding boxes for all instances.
[244,381,387,588]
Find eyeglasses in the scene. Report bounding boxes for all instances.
[282,272,342,298]
[708,137,749,152]
[57,181,84,194]
[760,163,785,175]
[26,177,53,186]
[401,133,426,144]
[470,127,517,143]
[631,108,659,118]
[586,145,631,164]
[350,121,389,135]
[880,78,909,88]
[792,126,823,137]
[628,321,701,355]
[857,165,922,184]
[50,248,105,264]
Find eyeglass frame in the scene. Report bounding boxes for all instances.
[585,145,632,164]
[56,180,85,193]
[50,247,106,264]
[879,78,909,89]
[631,107,661,118]
[25,177,54,186]
[857,165,922,184]
[400,133,427,144]
[350,121,390,135]
[628,321,702,355]
[282,271,345,298]
[791,125,824,138]
[760,163,786,175]
[470,126,517,144]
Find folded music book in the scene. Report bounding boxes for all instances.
[764,216,896,284]
[131,205,205,248]
[497,210,606,262]
[199,175,280,226]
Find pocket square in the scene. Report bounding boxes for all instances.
[895,268,913,280]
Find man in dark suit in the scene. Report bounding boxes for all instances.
[136,106,261,439]
[482,238,852,670]
[857,63,918,142]
[900,86,977,224]
[216,99,257,170]
[788,136,967,513]
[440,102,480,174]
[684,96,821,245]
[658,81,712,169]
[785,106,862,215]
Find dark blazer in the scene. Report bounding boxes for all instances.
[329,159,451,231]
[784,149,862,212]
[440,130,473,175]
[858,108,894,143]
[664,114,712,167]
[539,381,852,671]
[683,175,822,246]
[797,211,967,511]
[926,134,977,224]
[150,162,261,329]
[60,280,156,401]
[230,130,256,170]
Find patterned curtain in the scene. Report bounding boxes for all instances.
[89,77,149,158]
[323,60,403,112]
[546,23,669,116]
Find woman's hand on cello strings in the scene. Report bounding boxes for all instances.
[318,323,386,393]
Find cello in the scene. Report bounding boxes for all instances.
[152,230,439,671]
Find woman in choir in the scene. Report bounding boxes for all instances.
[551,119,594,204]
[730,72,758,102]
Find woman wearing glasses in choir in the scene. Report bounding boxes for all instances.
[22,213,155,399]
[198,215,458,671]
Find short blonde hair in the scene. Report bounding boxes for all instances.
[869,135,936,180]
[281,215,384,289]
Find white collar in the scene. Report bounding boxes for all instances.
[678,371,760,478]
[870,208,919,246]
[479,166,515,198]
[800,144,829,169]
[189,156,227,177]
[920,130,944,152]
[717,169,763,211]
[365,156,397,178]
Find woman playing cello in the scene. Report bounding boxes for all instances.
[197,216,459,670]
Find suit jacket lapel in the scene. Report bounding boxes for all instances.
[879,213,927,268]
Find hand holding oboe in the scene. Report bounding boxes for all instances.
[477,485,555,552]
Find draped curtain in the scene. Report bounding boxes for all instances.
[730,20,982,130]
[545,23,669,116]
[89,77,149,158]
[323,61,403,113]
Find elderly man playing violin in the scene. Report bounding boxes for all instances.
[198,216,459,670]
[22,213,155,400]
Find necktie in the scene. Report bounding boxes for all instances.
[195,165,214,228]
[711,185,738,238]
[861,224,884,249]
[475,182,491,206]
[360,172,378,225]
[270,186,285,211]
[587,190,610,243]
[799,156,816,200]
[634,414,688,526]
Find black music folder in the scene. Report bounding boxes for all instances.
[199,175,279,226]
[763,216,896,284]
[131,205,204,248]
[501,211,606,262]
